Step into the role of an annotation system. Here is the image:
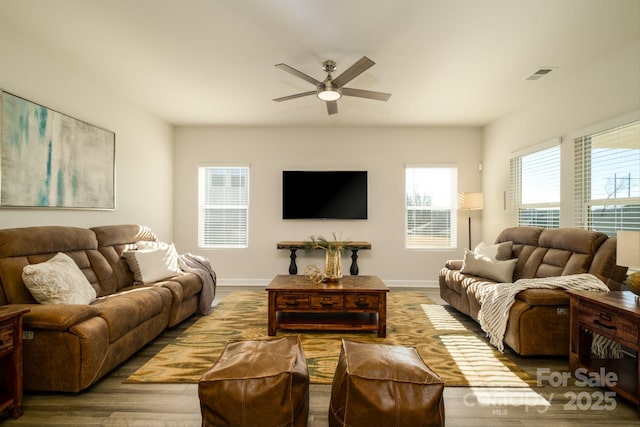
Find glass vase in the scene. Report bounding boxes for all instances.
[324,249,343,281]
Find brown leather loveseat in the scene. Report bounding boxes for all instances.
[0,224,205,392]
[439,226,627,356]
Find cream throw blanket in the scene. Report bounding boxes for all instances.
[179,253,217,315]
[478,273,618,356]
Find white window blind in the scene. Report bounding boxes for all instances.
[198,166,249,248]
[509,141,561,228]
[405,166,457,249]
[574,120,640,235]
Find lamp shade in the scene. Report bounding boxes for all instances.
[458,192,483,210]
[617,230,640,270]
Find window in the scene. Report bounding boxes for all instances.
[575,120,640,236]
[509,140,561,228]
[405,166,457,249]
[198,166,249,248]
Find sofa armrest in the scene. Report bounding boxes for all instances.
[14,304,101,331]
[445,260,463,270]
[515,289,569,306]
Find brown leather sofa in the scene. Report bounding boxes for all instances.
[0,224,204,392]
[439,226,627,356]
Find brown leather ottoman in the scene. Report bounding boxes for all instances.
[198,335,309,427]
[329,339,445,427]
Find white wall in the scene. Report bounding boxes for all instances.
[10,21,634,285]
[0,22,175,239]
[174,126,482,286]
[482,40,640,240]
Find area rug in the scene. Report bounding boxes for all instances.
[125,291,534,387]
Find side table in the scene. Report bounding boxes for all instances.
[0,306,30,418]
[567,290,640,414]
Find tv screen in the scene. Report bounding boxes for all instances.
[282,171,368,220]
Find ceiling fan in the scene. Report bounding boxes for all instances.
[273,56,391,115]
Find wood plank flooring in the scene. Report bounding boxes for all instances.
[1,287,639,426]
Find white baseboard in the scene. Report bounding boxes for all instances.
[218,278,270,287]
[384,279,439,288]
[217,278,439,288]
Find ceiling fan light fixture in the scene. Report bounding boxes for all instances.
[317,86,342,101]
[275,57,389,114]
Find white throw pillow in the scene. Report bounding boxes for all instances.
[123,242,182,284]
[461,249,518,283]
[22,252,97,304]
[473,241,513,261]
[136,241,179,261]
[135,240,182,276]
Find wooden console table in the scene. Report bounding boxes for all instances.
[0,306,29,418]
[567,290,640,414]
[276,241,371,275]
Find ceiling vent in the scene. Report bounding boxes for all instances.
[526,67,556,81]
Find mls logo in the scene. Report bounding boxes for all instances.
[492,408,509,416]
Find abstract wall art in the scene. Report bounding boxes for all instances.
[0,91,115,209]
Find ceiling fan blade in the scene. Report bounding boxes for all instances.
[273,91,316,102]
[332,56,375,87]
[275,63,322,86]
[342,87,391,101]
[326,100,338,115]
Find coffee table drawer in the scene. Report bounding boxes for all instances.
[276,294,310,309]
[345,294,379,309]
[310,294,343,309]
[579,304,639,346]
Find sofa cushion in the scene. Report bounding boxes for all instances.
[474,241,513,261]
[515,289,570,306]
[93,286,170,342]
[460,249,517,283]
[91,224,157,248]
[22,304,101,330]
[538,228,607,254]
[495,226,544,247]
[123,244,182,284]
[0,226,98,258]
[91,224,158,291]
[22,253,97,305]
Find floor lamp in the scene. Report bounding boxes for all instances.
[459,192,483,250]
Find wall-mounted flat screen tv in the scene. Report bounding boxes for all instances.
[282,171,368,220]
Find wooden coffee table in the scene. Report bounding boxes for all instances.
[266,275,389,337]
